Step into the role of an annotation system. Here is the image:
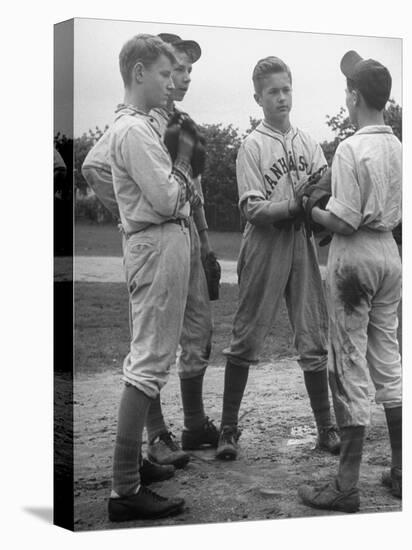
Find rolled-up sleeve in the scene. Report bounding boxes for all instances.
[121,124,185,218]
[327,148,362,230]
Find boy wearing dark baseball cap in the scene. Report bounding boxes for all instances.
[299,51,402,512]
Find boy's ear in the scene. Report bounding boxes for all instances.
[254,92,262,107]
[133,61,145,83]
[352,89,360,107]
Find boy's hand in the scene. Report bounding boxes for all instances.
[288,197,304,217]
[164,111,207,177]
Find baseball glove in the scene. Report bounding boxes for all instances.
[302,167,333,245]
[164,111,206,178]
[202,251,221,301]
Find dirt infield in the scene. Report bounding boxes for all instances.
[69,360,400,531]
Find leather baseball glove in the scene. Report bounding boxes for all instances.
[301,167,333,245]
[164,111,206,178]
[202,251,221,301]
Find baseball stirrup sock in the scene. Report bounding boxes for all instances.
[112,384,151,497]
[146,394,168,442]
[336,426,365,491]
[221,361,250,427]
[303,370,332,429]
[180,373,206,430]
[384,406,402,469]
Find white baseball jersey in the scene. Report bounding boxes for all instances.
[325,124,402,427]
[327,125,401,231]
[109,105,190,235]
[82,107,204,218]
[237,121,327,215]
[226,120,329,372]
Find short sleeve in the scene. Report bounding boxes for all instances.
[327,145,362,230]
[236,141,266,206]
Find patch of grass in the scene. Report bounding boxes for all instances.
[75,222,123,257]
[208,231,242,261]
[75,221,330,264]
[75,222,243,261]
[74,279,401,376]
[74,282,295,375]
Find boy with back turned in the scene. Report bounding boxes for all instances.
[299,51,402,513]
[216,56,340,460]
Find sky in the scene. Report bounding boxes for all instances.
[56,17,403,144]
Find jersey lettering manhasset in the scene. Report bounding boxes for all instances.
[237,121,327,207]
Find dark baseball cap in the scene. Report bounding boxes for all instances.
[340,50,391,110]
[158,33,201,63]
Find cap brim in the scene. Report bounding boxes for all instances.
[157,33,201,63]
[341,50,363,78]
[173,39,201,63]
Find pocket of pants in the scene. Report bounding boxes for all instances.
[124,240,158,293]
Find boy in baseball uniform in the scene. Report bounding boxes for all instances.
[107,34,198,521]
[216,56,339,460]
[82,33,218,471]
[299,51,402,513]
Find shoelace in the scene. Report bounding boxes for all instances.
[204,417,217,431]
[320,425,338,436]
[221,426,240,441]
[160,431,180,451]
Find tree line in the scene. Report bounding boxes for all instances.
[55,101,402,232]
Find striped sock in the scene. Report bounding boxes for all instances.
[146,394,168,443]
[112,383,151,497]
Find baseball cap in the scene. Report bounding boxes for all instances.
[158,33,201,63]
[340,50,391,110]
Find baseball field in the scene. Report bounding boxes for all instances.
[69,222,401,530]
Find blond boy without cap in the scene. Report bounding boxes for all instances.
[82,33,218,472]
[107,33,198,521]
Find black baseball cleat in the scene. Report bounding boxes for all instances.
[147,431,190,469]
[298,479,360,513]
[181,417,219,450]
[140,458,175,485]
[108,486,185,522]
[317,425,341,455]
[215,425,241,460]
[381,467,402,499]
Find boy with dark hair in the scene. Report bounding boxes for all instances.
[106,33,198,521]
[145,33,218,467]
[216,56,339,460]
[299,51,402,513]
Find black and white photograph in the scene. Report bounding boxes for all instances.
[5,1,411,547]
[53,15,404,532]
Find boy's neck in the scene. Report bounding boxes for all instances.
[264,117,291,134]
[356,109,385,130]
[165,98,175,112]
[123,89,150,114]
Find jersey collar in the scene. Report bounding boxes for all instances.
[260,120,296,138]
[355,125,394,136]
[114,104,163,137]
